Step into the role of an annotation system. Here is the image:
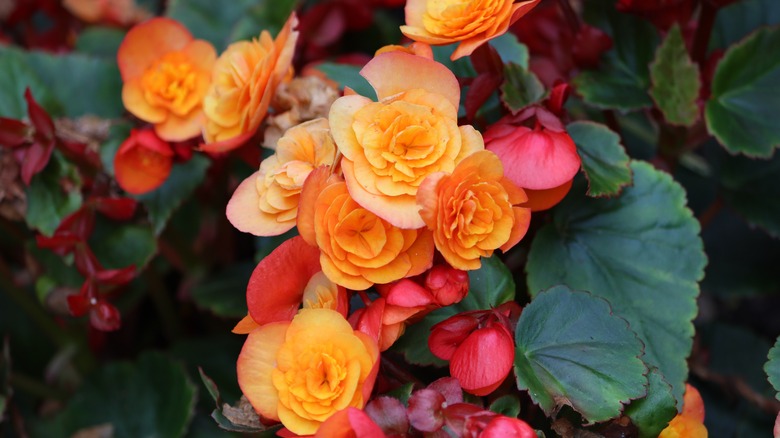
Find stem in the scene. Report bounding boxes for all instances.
[697,197,723,229]
[692,0,718,66]
[690,362,780,416]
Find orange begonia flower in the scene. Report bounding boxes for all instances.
[237,308,379,435]
[299,175,435,290]
[329,51,484,229]
[118,18,216,141]
[114,128,173,195]
[659,383,708,438]
[201,14,299,153]
[400,0,541,60]
[417,150,531,270]
[226,118,336,236]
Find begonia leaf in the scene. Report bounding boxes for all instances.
[25,153,83,237]
[166,0,256,51]
[315,63,377,100]
[394,255,514,367]
[100,122,132,177]
[719,150,780,238]
[567,121,632,197]
[513,285,647,423]
[710,0,780,50]
[624,367,678,438]
[526,161,706,407]
[705,26,780,157]
[136,154,210,235]
[31,352,196,438]
[75,27,127,58]
[767,337,780,400]
[228,0,299,43]
[650,25,701,127]
[489,33,529,68]
[89,217,156,270]
[500,63,545,113]
[0,48,55,119]
[573,0,658,111]
[489,394,521,418]
[191,263,252,318]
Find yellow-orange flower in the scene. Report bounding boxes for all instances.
[226,118,336,236]
[118,18,216,141]
[299,175,434,290]
[417,150,531,270]
[400,0,540,60]
[659,383,708,438]
[329,51,483,229]
[201,14,299,153]
[237,308,379,435]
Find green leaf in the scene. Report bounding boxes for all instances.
[314,63,377,101]
[25,153,83,237]
[710,0,780,51]
[0,47,53,118]
[198,368,270,433]
[136,154,211,235]
[191,263,252,318]
[489,33,529,68]
[33,352,197,438]
[514,286,647,423]
[574,0,658,111]
[500,63,545,113]
[228,0,298,43]
[705,26,780,157]
[624,368,678,438]
[526,161,706,406]
[567,121,632,197]
[489,394,521,418]
[393,255,515,366]
[766,337,780,400]
[100,122,132,177]
[650,25,701,127]
[75,27,126,58]
[719,146,780,237]
[384,382,415,406]
[89,218,157,270]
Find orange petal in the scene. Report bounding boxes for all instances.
[199,130,255,154]
[181,39,217,73]
[297,166,336,246]
[682,384,705,423]
[114,132,173,195]
[360,51,460,110]
[232,313,260,334]
[342,158,424,229]
[328,95,372,162]
[521,179,573,212]
[154,109,204,142]
[236,322,289,420]
[500,206,531,252]
[117,17,192,81]
[403,0,428,28]
[122,80,166,123]
[226,171,296,237]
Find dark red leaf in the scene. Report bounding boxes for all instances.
[24,88,55,140]
[94,265,136,285]
[407,389,446,432]
[0,118,29,147]
[465,73,503,122]
[91,196,138,220]
[75,246,102,277]
[365,397,410,436]
[20,140,55,185]
[90,301,121,331]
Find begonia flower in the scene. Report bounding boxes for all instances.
[202,14,299,153]
[114,128,174,195]
[226,118,337,236]
[298,174,434,290]
[329,50,484,229]
[659,383,708,438]
[314,407,386,438]
[237,308,379,435]
[400,0,540,60]
[466,412,536,438]
[417,150,531,270]
[118,18,216,141]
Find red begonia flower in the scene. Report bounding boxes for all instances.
[114,128,174,195]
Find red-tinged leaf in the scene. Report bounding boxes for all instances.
[75,246,102,277]
[442,403,484,433]
[407,389,446,432]
[67,293,91,317]
[93,265,136,285]
[91,196,138,220]
[24,88,55,140]
[0,117,29,147]
[246,236,322,325]
[314,407,386,438]
[546,82,571,117]
[572,25,613,70]
[59,207,95,241]
[470,43,504,76]
[35,233,81,250]
[465,73,503,121]
[379,279,435,308]
[429,314,480,361]
[365,397,409,436]
[90,301,121,331]
[450,325,514,396]
[20,140,55,185]
[59,140,102,168]
[427,377,464,405]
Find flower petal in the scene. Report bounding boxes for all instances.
[117,18,192,81]
[237,322,289,420]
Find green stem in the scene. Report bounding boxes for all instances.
[692,0,718,67]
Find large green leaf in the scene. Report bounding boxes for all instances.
[574,0,658,111]
[32,352,197,437]
[567,121,632,197]
[314,63,377,101]
[89,219,157,270]
[489,33,529,68]
[500,63,545,113]
[526,161,706,406]
[649,25,701,127]
[0,47,56,118]
[228,0,298,43]
[767,337,780,400]
[514,286,646,423]
[624,368,678,438]
[719,150,780,238]
[710,0,780,50]
[191,263,252,318]
[25,153,83,237]
[393,255,515,367]
[75,26,126,58]
[705,26,780,157]
[136,154,211,235]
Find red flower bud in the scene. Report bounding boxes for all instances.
[474,415,536,438]
[450,321,514,396]
[114,128,174,195]
[425,264,469,307]
[90,196,138,221]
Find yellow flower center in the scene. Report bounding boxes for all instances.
[141,52,197,115]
